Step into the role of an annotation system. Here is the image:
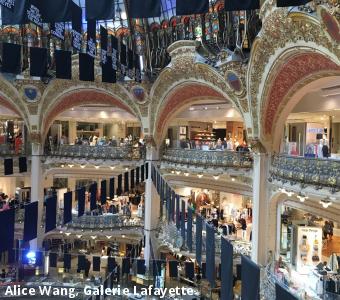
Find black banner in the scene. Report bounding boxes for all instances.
[224,0,260,11]
[101,180,107,205]
[27,0,43,27]
[1,0,28,25]
[129,0,161,18]
[127,48,134,79]
[45,196,57,233]
[111,35,118,71]
[277,0,311,7]
[176,0,208,15]
[241,255,260,300]
[87,19,97,58]
[77,187,85,217]
[4,158,13,175]
[85,0,115,20]
[23,202,38,242]
[51,22,65,40]
[63,191,72,225]
[71,1,82,51]
[221,237,233,300]
[276,282,298,300]
[120,43,127,76]
[109,178,115,199]
[0,0,14,10]
[41,0,72,23]
[19,156,27,173]
[90,183,97,211]
[206,223,216,288]
[134,53,142,83]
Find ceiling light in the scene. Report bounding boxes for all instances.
[122,235,126,238]
[189,107,194,111]
[59,230,63,234]
[286,191,294,197]
[125,167,129,171]
[65,232,71,236]
[184,172,189,177]
[320,199,332,208]
[61,164,65,168]
[110,166,115,170]
[80,165,86,169]
[76,235,82,239]
[106,236,112,239]
[171,170,175,174]
[204,107,208,110]
[213,175,220,180]
[91,235,97,240]
[95,165,100,169]
[68,164,74,168]
[175,170,181,175]
[231,178,235,182]
[197,173,203,178]
[216,107,220,110]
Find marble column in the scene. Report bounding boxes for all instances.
[143,145,160,269]
[29,143,45,250]
[251,152,271,265]
[68,121,77,145]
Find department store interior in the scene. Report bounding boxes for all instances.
[0,0,339,300]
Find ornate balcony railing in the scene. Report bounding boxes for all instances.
[162,148,253,169]
[67,214,143,230]
[270,155,340,192]
[0,143,26,156]
[46,144,145,160]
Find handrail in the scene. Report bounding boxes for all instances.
[162,148,253,169]
[45,144,145,160]
[270,154,340,191]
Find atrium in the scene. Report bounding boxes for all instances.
[0,0,339,299]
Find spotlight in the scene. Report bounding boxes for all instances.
[320,199,332,208]
[197,173,203,178]
[175,170,181,175]
[171,170,175,174]
[76,235,82,239]
[95,165,100,169]
[106,236,112,239]
[65,232,71,236]
[91,235,97,240]
[80,165,86,169]
[231,178,235,182]
[297,193,308,202]
[122,235,126,238]
[68,164,74,168]
[110,166,115,170]
[61,164,65,168]
[213,175,220,180]
[184,172,189,177]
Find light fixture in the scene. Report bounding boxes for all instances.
[65,232,71,236]
[110,166,115,170]
[184,172,189,177]
[213,175,220,180]
[197,173,203,178]
[76,235,82,239]
[125,167,129,171]
[95,165,100,169]
[68,164,74,168]
[61,164,65,168]
[297,193,308,202]
[80,165,86,169]
[171,170,175,174]
[175,170,181,175]
[106,236,112,239]
[204,107,208,110]
[91,235,97,240]
[231,178,235,182]
[122,235,126,238]
[216,106,220,110]
[320,199,332,208]
[189,107,194,111]
[59,230,63,234]
[286,191,294,197]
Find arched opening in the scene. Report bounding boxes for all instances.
[154,82,247,149]
[41,89,143,159]
[0,99,29,156]
[260,51,340,153]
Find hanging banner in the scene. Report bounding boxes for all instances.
[77,187,85,217]
[196,215,203,266]
[87,19,97,58]
[134,53,142,83]
[275,283,299,300]
[100,26,108,63]
[0,0,14,10]
[120,43,127,76]
[27,0,43,27]
[241,255,260,300]
[221,237,233,300]
[90,183,97,211]
[109,178,115,199]
[124,172,129,192]
[23,202,38,242]
[85,0,115,20]
[51,22,65,40]
[45,196,57,233]
[71,1,82,51]
[187,207,193,252]
[129,0,161,18]
[111,35,118,71]
[176,0,208,15]
[181,200,186,242]
[224,0,260,11]
[176,194,180,229]
[127,48,134,79]
[136,166,140,184]
[206,223,216,288]
[41,0,72,22]
[117,174,123,196]
[101,180,107,205]
[63,191,72,225]
[1,0,28,25]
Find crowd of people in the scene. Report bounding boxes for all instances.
[180,137,251,152]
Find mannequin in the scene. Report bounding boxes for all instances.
[317,140,324,158]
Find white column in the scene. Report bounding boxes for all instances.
[30,143,45,250]
[68,121,77,145]
[143,146,160,268]
[251,153,271,265]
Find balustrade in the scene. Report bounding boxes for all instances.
[46,144,144,160]
[162,148,253,169]
[270,155,340,192]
